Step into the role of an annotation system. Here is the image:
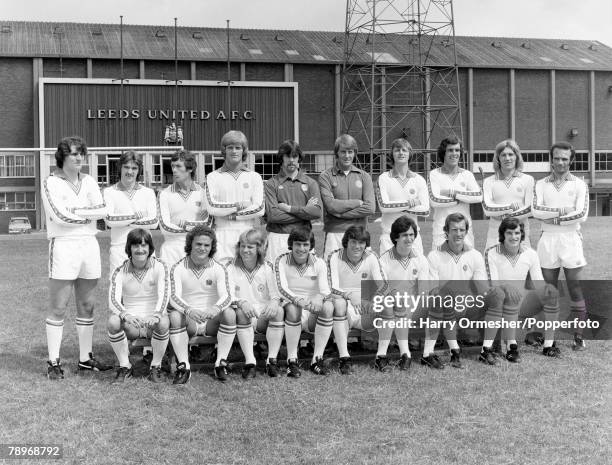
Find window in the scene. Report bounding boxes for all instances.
[595,152,612,171]
[97,154,107,184]
[522,152,549,163]
[571,152,589,171]
[0,191,36,210]
[473,152,494,163]
[0,154,35,177]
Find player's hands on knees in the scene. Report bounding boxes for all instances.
[296,297,311,310]
[240,301,258,319]
[189,308,209,323]
[484,286,505,307]
[124,314,145,328]
[143,315,161,329]
[501,284,522,306]
[260,302,280,319]
[309,295,324,314]
[361,299,374,315]
[348,293,361,311]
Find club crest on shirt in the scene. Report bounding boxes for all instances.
[460,181,466,187]
[301,184,308,192]
[258,284,265,293]
[567,190,574,197]
[462,264,468,271]
[195,201,201,206]
[355,179,363,188]
[206,279,213,285]
[413,268,418,275]
[516,187,522,193]
[331,181,338,188]
[235,285,240,291]
[243,183,249,189]
[409,188,416,194]
[310,276,317,280]
[361,273,368,278]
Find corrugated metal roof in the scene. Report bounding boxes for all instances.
[0,21,611,70]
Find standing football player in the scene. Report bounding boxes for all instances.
[264,140,322,262]
[428,136,482,249]
[482,139,534,250]
[376,138,429,255]
[532,141,589,351]
[157,149,208,266]
[318,134,375,258]
[104,151,158,274]
[41,136,111,379]
[204,130,265,261]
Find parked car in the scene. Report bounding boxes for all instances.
[8,217,32,234]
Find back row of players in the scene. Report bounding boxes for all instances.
[41,131,589,381]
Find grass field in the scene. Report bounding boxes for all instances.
[0,218,611,465]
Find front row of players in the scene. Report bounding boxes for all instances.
[107,212,569,383]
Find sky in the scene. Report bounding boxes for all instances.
[2,0,611,47]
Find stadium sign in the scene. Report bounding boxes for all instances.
[86,109,255,120]
[39,78,298,151]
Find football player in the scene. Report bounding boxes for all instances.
[327,225,387,374]
[41,136,111,379]
[204,130,265,261]
[428,136,482,249]
[107,229,170,382]
[227,229,285,378]
[275,227,336,377]
[169,226,234,383]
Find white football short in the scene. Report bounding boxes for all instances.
[214,226,249,262]
[323,232,344,259]
[159,237,186,267]
[49,236,101,280]
[265,232,290,264]
[537,231,587,269]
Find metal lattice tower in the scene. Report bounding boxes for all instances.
[342,0,463,173]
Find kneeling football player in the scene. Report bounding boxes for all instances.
[376,216,431,372]
[482,217,560,364]
[275,227,336,377]
[328,225,387,374]
[169,226,234,383]
[108,229,170,383]
[227,229,285,378]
